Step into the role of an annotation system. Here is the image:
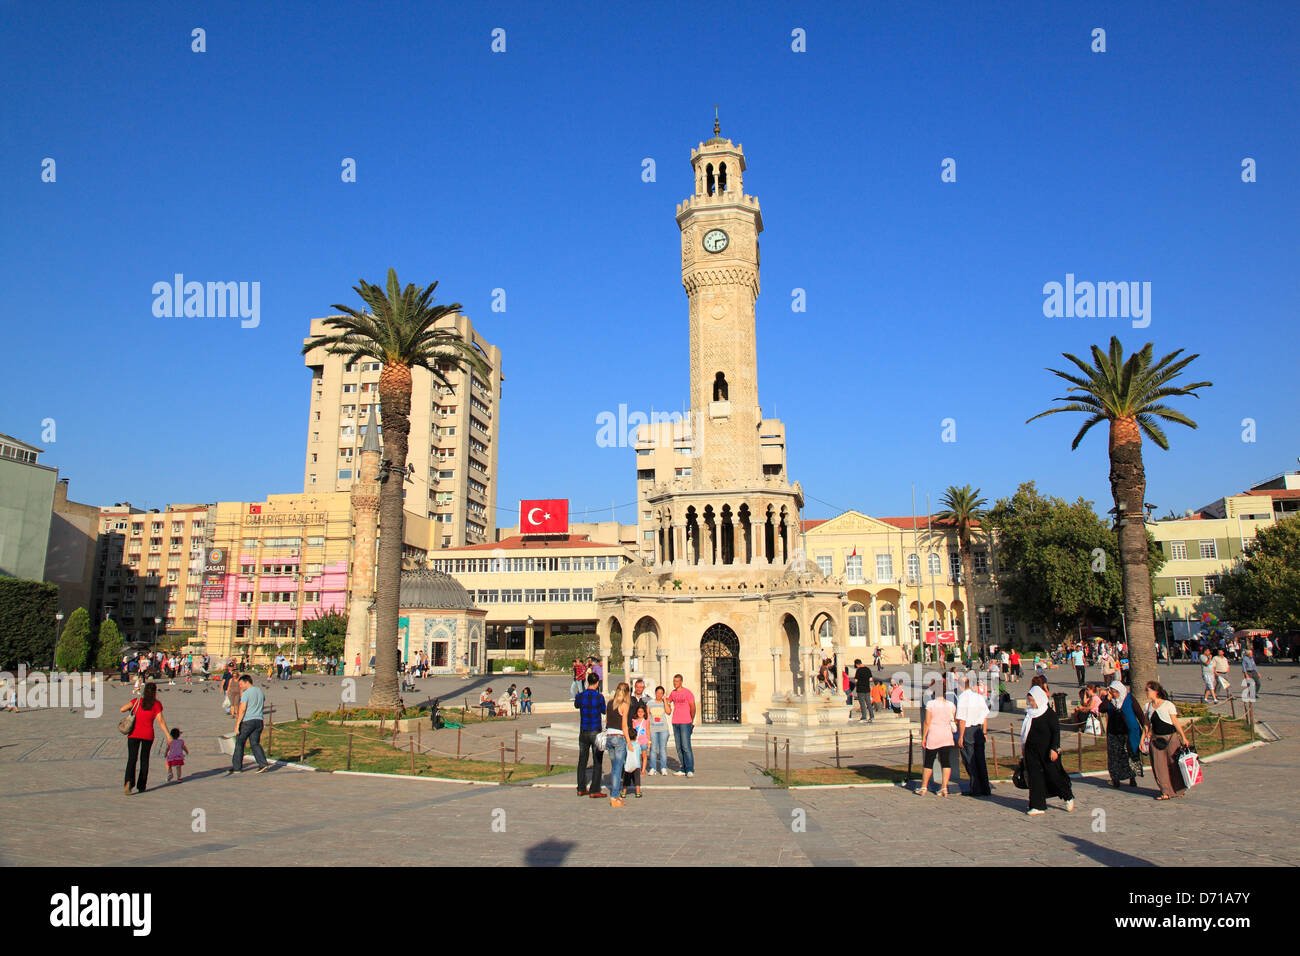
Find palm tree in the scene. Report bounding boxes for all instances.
[935,485,988,662]
[1028,336,1211,695]
[303,269,489,710]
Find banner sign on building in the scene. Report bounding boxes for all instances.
[924,629,957,645]
[520,498,568,535]
[201,547,227,600]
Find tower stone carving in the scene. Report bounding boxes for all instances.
[677,124,764,485]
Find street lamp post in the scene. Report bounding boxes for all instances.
[52,611,65,672]
[525,615,534,676]
[153,617,162,654]
[976,605,986,665]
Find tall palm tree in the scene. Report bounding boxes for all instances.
[935,485,987,661]
[303,269,489,710]
[1028,336,1211,695]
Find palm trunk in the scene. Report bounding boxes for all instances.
[959,529,976,663]
[1109,418,1158,694]
[369,366,413,711]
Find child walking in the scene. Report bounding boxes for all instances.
[165,727,189,782]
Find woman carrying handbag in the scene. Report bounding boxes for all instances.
[1141,681,1190,800]
[1021,686,1075,816]
[119,683,169,795]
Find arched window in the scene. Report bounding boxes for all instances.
[879,603,897,638]
[928,552,941,576]
[718,161,728,192]
[848,603,867,639]
[705,163,715,196]
[713,371,728,401]
[818,617,834,647]
[907,553,920,582]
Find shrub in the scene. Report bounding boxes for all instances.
[0,578,59,669]
[543,633,599,668]
[310,706,431,721]
[54,607,91,671]
[95,619,124,671]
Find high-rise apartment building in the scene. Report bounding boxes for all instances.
[302,313,502,549]
[93,503,209,643]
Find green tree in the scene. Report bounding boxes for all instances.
[95,618,124,671]
[54,607,91,671]
[934,484,988,657]
[303,610,348,661]
[1027,336,1210,693]
[989,482,1164,641]
[304,269,488,709]
[1218,516,1300,634]
[0,578,60,669]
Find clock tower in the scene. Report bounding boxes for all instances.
[676,116,765,485]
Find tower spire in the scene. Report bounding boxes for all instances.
[713,104,720,137]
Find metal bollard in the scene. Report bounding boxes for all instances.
[346,732,354,771]
[784,739,790,790]
[300,728,306,763]
[835,731,840,769]
[500,742,506,784]
[546,737,552,773]
[410,738,415,775]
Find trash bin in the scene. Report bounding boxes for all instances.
[1052,692,1068,719]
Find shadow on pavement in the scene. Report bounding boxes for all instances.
[525,839,577,866]
[1058,834,1155,866]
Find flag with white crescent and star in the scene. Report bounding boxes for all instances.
[520,499,568,535]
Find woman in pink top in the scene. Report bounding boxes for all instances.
[918,694,957,796]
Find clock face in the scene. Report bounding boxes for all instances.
[702,228,729,254]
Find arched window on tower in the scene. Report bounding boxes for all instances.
[717,162,728,193]
[705,163,715,196]
[713,372,728,401]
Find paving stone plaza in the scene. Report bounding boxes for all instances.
[1,662,1295,867]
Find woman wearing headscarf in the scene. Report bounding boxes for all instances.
[1021,685,1075,816]
[1141,680,1191,800]
[1099,681,1144,788]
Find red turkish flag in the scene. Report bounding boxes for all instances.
[249,505,262,514]
[520,499,568,534]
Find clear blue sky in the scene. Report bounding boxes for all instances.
[3,0,1297,523]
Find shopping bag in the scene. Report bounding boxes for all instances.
[1176,747,1202,788]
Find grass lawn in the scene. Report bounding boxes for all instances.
[763,712,1259,787]
[263,718,572,783]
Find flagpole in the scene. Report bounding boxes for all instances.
[926,495,939,664]
[911,485,921,664]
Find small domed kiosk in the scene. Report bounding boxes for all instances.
[380,568,487,675]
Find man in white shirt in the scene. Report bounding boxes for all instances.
[956,677,992,796]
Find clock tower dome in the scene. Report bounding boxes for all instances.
[676,115,765,484]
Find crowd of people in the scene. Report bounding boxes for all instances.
[574,674,696,806]
[120,650,210,689]
[477,684,532,717]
